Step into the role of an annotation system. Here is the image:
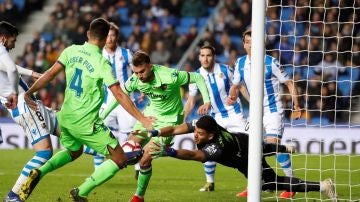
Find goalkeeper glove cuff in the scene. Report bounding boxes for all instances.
[149,129,160,137]
[166,147,177,157]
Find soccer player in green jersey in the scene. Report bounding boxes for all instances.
[100,51,211,202]
[19,18,153,202]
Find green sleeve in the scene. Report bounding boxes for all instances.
[189,72,210,103]
[99,97,119,120]
[124,75,137,93]
[102,61,118,86]
[57,47,69,67]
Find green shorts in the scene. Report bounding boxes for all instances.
[133,115,183,147]
[59,122,118,156]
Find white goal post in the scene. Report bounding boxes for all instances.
[248,0,360,201]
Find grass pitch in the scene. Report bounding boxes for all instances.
[0,149,359,201]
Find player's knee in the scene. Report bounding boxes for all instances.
[69,148,83,160]
[36,150,53,160]
[139,151,152,166]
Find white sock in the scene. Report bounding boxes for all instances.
[204,161,216,183]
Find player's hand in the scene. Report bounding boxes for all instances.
[32,71,42,80]
[140,116,156,131]
[293,105,301,120]
[5,92,18,109]
[24,91,38,110]
[149,140,177,159]
[197,102,211,115]
[226,96,236,105]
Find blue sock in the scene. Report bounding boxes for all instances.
[276,153,293,177]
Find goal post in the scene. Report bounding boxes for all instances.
[247,0,266,201]
[254,0,360,201]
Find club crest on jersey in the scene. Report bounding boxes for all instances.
[171,72,178,77]
[219,72,224,78]
[205,145,218,155]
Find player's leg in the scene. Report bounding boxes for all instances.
[226,114,249,196]
[19,125,84,201]
[5,101,54,202]
[75,123,128,199]
[263,112,295,198]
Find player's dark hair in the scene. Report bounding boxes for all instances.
[200,44,216,56]
[196,115,227,135]
[89,18,110,41]
[109,22,120,37]
[132,50,151,66]
[242,29,251,43]
[0,21,18,37]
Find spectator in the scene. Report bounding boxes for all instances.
[150,40,170,65]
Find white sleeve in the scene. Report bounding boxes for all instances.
[272,58,289,83]
[188,83,198,96]
[16,65,33,76]
[232,59,241,85]
[0,52,19,94]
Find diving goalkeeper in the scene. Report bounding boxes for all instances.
[147,115,337,200]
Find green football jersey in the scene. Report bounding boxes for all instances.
[124,65,187,122]
[57,42,117,133]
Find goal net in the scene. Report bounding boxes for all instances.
[265,0,360,201]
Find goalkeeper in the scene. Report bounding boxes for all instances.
[147,115,337,200]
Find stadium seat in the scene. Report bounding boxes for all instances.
[311,117,330,125]
[197,17,208,29]
[230,35,243,48]
[121,26,133,38]
[291,118,307,126]
[180,17,197,28]
[117,7,129,24]
[175,26,189,35]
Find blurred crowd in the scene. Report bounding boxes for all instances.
[0,0,44,25]
[1,0,359,125]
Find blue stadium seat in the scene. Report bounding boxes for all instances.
[141,0,150,6]
[291,118,307,126]
[230,35,243,48]
[311,117,330,125]
[197,17,208,29]
[117,7,129,24]
[180,17,197,28]
[121,26,133,38]
[13,0,25,11]
[216,55,227,64]
[175,26,189,35]
[337,75,352,96]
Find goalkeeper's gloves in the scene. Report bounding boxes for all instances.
[148,129,160,137]
[149,140,177,159]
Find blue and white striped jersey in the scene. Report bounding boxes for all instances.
[102,46,133,103]
[233,55,289,114]
[189,63,243,119]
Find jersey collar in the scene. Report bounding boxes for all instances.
[84,42,102,54]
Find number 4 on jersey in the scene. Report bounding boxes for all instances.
[70,68,83,97]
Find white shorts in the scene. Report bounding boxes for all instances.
[214,113,248,133]
[9,93,57,145]
[263,111,284,138]
[102,104,136,136]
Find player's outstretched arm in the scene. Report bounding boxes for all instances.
[188,72,211,115]
[109,83,154,130]
[184,95,195,121]
[24,61,63,110]
[149,140,206,162]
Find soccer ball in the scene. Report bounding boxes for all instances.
[121,140,142,153]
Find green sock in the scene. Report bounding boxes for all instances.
[39,150,72,178]
[78,159,119,197]
[135,166,152,196]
